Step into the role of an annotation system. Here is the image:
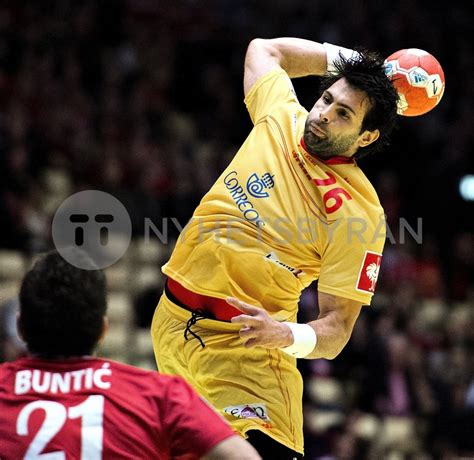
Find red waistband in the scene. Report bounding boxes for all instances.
[166,278,241,322]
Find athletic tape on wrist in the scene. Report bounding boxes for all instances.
[280,322,317,358]
[323,42,361,73]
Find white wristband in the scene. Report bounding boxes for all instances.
[323,42,361,73]
[280,322,317,358]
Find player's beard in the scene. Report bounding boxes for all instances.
[303,121,359,159]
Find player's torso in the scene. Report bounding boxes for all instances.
[164,103,383,317]
[0,359,167,460]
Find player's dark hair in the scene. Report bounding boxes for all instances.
[19,248,107,357]
[319,49,399,159]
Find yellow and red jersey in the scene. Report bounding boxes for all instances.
[163,68,386,320]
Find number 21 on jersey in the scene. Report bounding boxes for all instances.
[16,395,104,459]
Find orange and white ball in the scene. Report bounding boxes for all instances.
[384,48,445,116]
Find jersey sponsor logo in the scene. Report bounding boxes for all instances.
[356,251,382,293]
[223,403,270,421]
[246,172,275,198]
[265,252,303,278]
[223,171,265,228]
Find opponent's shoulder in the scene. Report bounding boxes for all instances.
[103,358,156,377]
[105,359,190,392]
[0,361,15,383]
[0,357,34,374]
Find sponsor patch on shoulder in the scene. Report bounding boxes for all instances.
[223,403,270,421]
[356,251,382,293]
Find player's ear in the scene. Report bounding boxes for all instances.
[16,313,25,342]
[99,316,109,343]
[359,129,379,148]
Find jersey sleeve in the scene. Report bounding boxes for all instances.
[317,211,386,305]
[244,68,299,124]
[162,376,235,458]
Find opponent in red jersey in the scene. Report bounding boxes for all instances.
[0,248,260,460]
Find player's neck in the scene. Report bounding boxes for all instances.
[299,137,355,165]
[29,352,95,360]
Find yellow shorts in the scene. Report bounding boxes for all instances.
[150,291,304,454]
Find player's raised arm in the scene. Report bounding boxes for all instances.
[243,38,328,96]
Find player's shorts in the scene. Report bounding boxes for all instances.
[151,289,304,454]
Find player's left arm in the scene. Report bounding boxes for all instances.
[227,292,362,360]
[304,291,362,359]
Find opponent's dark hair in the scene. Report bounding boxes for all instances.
[19,248,107,357]
[319,49,399,159]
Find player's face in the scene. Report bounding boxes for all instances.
[304,78,374,159]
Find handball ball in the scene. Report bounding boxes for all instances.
[384,48,445,116]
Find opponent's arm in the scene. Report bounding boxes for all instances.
[203,435,261,460]
[244,38,328,96]
[228,292,362,360]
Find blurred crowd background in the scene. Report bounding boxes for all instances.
[0,1,472,459]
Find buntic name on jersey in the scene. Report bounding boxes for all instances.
[14,363,112,394]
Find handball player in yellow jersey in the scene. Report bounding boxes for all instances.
[151,37,399,458]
